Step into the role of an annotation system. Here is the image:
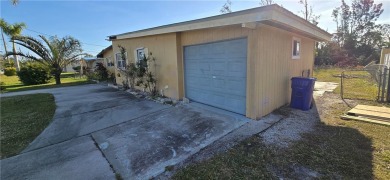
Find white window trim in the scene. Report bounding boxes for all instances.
[115,52,127,70]
[134,47,148,63]
[292,37,301,60]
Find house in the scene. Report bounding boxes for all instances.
[97,45,116,74]
[63,61,85,73]
[108,5,332,119]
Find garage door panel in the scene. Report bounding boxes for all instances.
[184,38,247,115]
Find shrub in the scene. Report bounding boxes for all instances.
[4,67,17,76]
[95,62,108,81]
[17,64,51,85]
[86,72,99,81]
[0,82,6,91]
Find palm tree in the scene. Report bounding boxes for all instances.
[0,19,26,70]
[0,19,9,62]
[11,0,19,5]
[6,35,84,84]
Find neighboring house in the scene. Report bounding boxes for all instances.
[63,61,84,73]
[108,5,332,119]
[97,45,115,74]
[83,57,104,73]
[380,48,390,67]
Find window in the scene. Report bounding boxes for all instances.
[136,48,145,62]
[115,52,127,69]
[292,37,301,59]
[106,56,114,67]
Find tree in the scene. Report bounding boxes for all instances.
[6,35,84,84]
[331,0,384,65]
[11,0,19,5]
[0,19,26,70]
[0,19,9,62]
[220,0,232,14]
[298,0,321,25]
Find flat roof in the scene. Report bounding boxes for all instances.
[109,4,332,41]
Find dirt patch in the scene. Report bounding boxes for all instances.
[260,104,320,148]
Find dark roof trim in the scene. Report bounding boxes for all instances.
[96,45,113,58]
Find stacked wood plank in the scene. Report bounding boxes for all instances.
[341,105,390,126]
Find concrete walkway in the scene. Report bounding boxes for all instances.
[0,84,253,179]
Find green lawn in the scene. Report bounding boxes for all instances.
[0,73,92,93]
[313,68,379,100]
[173,68,390,179]
[0,94,56,159]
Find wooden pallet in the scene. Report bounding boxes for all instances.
[341,104,390,126]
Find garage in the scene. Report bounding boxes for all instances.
[184,38,247,115]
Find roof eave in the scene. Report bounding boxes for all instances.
[110,5,331,42]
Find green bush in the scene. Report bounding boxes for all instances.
[0,82,6,91]
[4,67,17,76]
[95,62,108,81]
[17,64,52,85]
[86,72,99,81]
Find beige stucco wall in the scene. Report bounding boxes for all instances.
[380,48,390,65]
[111,24,316,119]
[101,49,115,74]
[111,33,181,99]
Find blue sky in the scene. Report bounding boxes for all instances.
[1,0,389,56]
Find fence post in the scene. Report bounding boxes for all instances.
[387,68,390,103]
[341,71,344,99]
[381,68,387,102]
[378,69,382,101]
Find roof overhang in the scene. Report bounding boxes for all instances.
[96,45,113,58]
[109,5,331,42]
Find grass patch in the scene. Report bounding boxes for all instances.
[0,73,92,93]
[173,68,390,179]
[0,93,56,159]
[173,98,390,179]
[313,68,378,100]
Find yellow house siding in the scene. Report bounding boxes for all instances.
[111,24,316,120]
[380,48,390,65]
[111,33,181,99]
[102,49,115,74]
[256,25,315,118]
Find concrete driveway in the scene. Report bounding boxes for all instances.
[1,84,247,179]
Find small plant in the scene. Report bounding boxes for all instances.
[136,53,158,96]
[95,62,109,81]
[17,64,51,85]
[86,72,99,81]
[4,67,16,76]
[115,45,158,96]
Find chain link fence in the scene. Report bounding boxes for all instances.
[340,65,390,102]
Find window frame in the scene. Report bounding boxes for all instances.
[106,56,114,67]
[292,37,301,60]
[135,47,145,63]
[115,52,127,69]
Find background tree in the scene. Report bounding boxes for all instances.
[0,19,9,62]
[6,35,84,84]
[316,0,385,66]
[220,0,232,14]
[0,19,26,70]
[298,0,321,25]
